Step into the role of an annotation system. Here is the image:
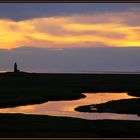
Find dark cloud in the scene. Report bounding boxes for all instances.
[0,3,140,21]
[0,46,140,73]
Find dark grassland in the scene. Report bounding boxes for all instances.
[1,72,140,105]
[0,72,140,137]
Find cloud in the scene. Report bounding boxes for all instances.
[0,10,140,49]
[0,3,139,21]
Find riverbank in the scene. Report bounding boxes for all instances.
[0,72,86,108]
[0,87,85,108]
[75,97,140,115]
[0,113,140,138]
[0,72,140,108]
[0,96,48,108]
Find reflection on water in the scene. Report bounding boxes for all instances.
[0,92,139,120]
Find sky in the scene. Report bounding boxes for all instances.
[0,3,140,73]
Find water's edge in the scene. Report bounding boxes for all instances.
[0,92,139,120]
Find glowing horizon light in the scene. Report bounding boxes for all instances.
[0,70,7,73]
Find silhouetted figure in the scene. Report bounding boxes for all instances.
[14,62,19,73]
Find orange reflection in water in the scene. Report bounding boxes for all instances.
[0,92,139,120]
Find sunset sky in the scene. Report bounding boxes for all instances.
[0,3,140,72]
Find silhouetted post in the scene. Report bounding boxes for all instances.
[14,62,18,72]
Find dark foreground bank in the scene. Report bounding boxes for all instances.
[0,113,140,138]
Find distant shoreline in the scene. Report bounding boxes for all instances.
[2,71,140,74]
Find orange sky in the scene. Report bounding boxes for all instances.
[0,11,140,49]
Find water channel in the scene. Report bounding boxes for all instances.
[0,92,139,120]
